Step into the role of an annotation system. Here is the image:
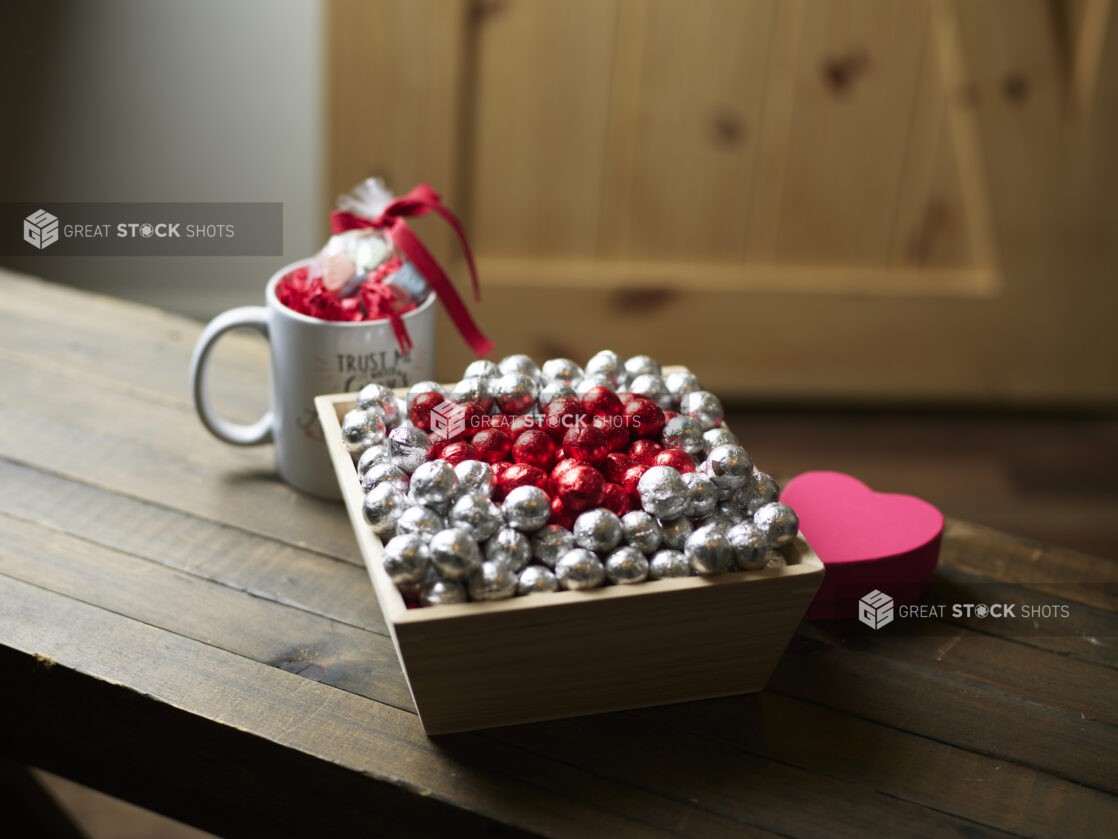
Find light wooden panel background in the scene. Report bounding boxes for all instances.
[329,0,1118,405]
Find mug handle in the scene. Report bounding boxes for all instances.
[189,306,274,445]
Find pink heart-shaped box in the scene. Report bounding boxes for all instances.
[780,471,943,620]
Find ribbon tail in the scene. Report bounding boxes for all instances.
[388,220,494,357]
[426,202,482,303]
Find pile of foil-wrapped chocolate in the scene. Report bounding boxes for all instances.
[341,351,799,607]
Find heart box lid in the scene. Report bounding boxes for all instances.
[779,471,944,621]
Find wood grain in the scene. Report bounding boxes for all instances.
[599,0,778,259]
[1,272,1116,836]
[468,0,618,257]
[767,0,932,263]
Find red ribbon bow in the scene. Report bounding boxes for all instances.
[331,183,494,358]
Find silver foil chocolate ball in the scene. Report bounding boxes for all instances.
[468,559,518,601]
[735,471,781,515]
[620,510,662,554]
[361,461,410,493]
[726,521,769,570]
[493,373,537,415]
[682,471,719,518]
[396,505,445,537]
[449,493,504,542]
[419,579,467,607]
[538,380,578,407]
[453,460,494,498]
[574,373,616,396]
[702,427,739,455]
[408,460,459,507]
[356,383,403,428]
[573,509,624,553]
[585,350,624,387]
[680,390,725,431]
[362,483,407,537]
[502,485,551,531]
[463,359,499,380]
[382,533,430,586]
[387,426,433,474]
[555,548,606,590]
[531,525,575,568]
[498,353,541,381]
[624,355,661,380]
[605,546,649,585]
[702,445,754,490]
[665,370,702,400]
[450,377,495,415]
[541,357,583,384]
[717,497,748,525]
[628,374,673,409]
[765,548,787,569]
[357,444,393,480]
[696,513,736,534]
[484,527,532,572]
[685,524,733,575]
[661,415,706,456]
[341,408,387,454]
[406,380,446,403]
[637,465,689,520]
[648,549,691,579]
[753,502,799,548]
[429,527,483,581]
[658,515,694,550]
[517,564,559,595]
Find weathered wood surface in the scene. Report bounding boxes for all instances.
[0,269,1116,837]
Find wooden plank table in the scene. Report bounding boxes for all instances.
[0,268,1115,838]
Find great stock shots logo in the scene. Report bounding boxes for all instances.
[4,203,282,256]
[429,400,469,441]
[858,589,895,629]
[23,209,59,250]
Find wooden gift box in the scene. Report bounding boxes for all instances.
[316,383,824,735]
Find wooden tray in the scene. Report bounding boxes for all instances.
[316,384,824,734]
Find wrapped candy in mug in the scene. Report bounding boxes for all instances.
[191,179,492,498]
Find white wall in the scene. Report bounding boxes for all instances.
[1,0,324,320]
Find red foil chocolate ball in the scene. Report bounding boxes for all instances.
[491,460,513,485]
[471,428,513,463]
[512,429,558,470]
[488,413,512,431]
[554,463,606,512]
[544,397,584,442]
[440,441,480,466]
[550,457,581,484]
[602,482,634,517]
[624,397,667,440]
[549,495,577,530]
[498,463,551,498]
[621,464,647,497]
[428,439,449,461]
[443,402,487,443]
[602,451,635,484]
[581,385,622,417]
[562,424,609,466]
[408,391,445,430]
[627,438,663,466]
[508,414,541,436]
[654,447,696,474]
[591,413,630,452]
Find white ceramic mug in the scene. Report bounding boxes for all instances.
[190,259,436,498]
